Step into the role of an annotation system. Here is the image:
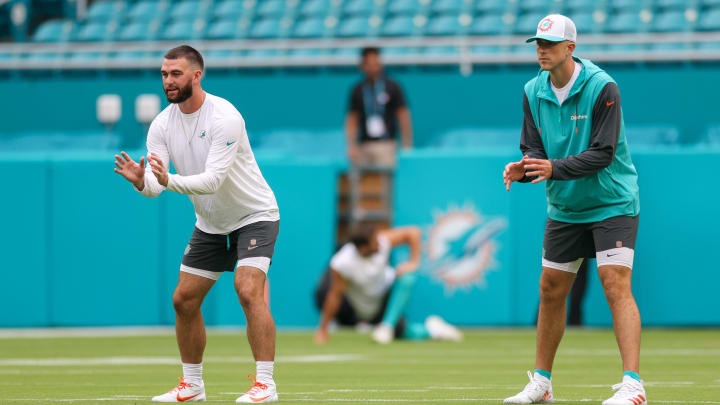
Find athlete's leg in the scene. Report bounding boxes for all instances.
[535,267,576,372]
[235,266,275,361]
[173,272,216,364]
[381,272,417,327]
[598,265,641,373]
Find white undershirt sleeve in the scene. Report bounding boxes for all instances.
[135,120,168,198]
[166,114,244,195]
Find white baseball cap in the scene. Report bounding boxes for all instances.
[526,14,577,43]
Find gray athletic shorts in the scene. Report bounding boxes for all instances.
[180,221,279,280]
[542,215,638,273]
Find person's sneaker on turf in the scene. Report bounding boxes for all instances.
[371,323,394,344]
[425,315,463,342]
[602,375,647,405]
[152,377,205,402]
[503,371,554,404]
[236,374,278,403]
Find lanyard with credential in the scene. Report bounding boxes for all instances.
[362,79,386,117]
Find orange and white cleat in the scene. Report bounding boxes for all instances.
[152,377,205,402]
[602,375,647,405]
[235,374,278,403]
[504,371,554,404]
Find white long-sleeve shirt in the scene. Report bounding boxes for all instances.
[136,93,279,234]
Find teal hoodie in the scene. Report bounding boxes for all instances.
[523,57,639,223]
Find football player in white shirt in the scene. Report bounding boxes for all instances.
[314,223,462,344]
[114,46,279,404]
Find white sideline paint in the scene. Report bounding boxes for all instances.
[0,354,361,367]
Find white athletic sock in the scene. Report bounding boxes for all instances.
[256,361,274,386]
[182,362,203,386]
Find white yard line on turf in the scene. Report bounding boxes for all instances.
[0,354,361,366]
[6,398,720,404]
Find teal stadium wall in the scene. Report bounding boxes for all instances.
[0,152,339,327]
[2,63,720,327]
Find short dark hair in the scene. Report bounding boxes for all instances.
[361,47,381,60]
[165,45,204,71]
[349,223,377,248]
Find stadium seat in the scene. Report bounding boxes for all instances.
[213,0,245,19]
[300,0,341,17]
[608,0,646,12]
[625,125,680,146]
[162,18,206,40]
[429,127,521,149]
[256,0,286,17]
[253,129,345,159]
[86,0,125,22]
[515,12,546,34]
[33,19,74,42]
[127,1,169,23]
[382,14,421,36]
[469,13,505,35]
[471,45,501,55]
[651,10,690,32]
[606,43,646,52]
[386,0,423,15]
[651,42,689,51]
[343,0,379,15]
[475,0,506,14]
[249,17,292,38]
[697,41,720,50]
[288,48,333,57]
[519,0,556,13]
[574,44,604,55]
[74,21,117,41]
[568,12,595,34]
[206,17,249,39]
[702,124,720,145]
[606,10,648,33]
[425,14,463,36]
[117,19,163,41]
[562,0,597,14]
[293,16,333,38]
[337,15,381,37]
[423,46,458,55]
[697,7,720,30]
[430,0,467,14]
[382,46,417,55]
[245,49,283,58]
[171,0,212,20]
[655,0,688,10]
[700,0,720,7]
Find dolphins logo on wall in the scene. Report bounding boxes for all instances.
[425,204,508,292]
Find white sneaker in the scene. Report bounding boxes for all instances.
[152,378,205,402]
[425,315,463,342]
[503,371,554,404]
[236,375,278,403]
[602,375,647,405]
[371,323,394,344]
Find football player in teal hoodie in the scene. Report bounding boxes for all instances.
[502,15,645,405]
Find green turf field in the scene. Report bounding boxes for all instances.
[1,328,718,404]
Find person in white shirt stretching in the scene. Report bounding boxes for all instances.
[114,45,280,404]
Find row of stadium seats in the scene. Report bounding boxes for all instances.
[29,0,720,43]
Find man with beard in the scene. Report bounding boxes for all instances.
[114,45,280,404]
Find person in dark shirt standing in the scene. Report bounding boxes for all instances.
[345,47,413,168]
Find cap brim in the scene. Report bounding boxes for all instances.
[526,34,566,43]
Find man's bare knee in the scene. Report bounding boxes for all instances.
[234,267,266,308]
[539,268,574,302]
[173,289,202,316]
[599,265,633,306]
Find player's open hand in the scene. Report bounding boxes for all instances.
[314,328,329,344]
[503,156,528,191]
[114,151,145,189]
[523,158,553,184]
[396,261,419,276]
[149,153,169,187]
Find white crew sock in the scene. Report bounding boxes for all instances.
[182,362,203,386]
[256,361,274,386]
